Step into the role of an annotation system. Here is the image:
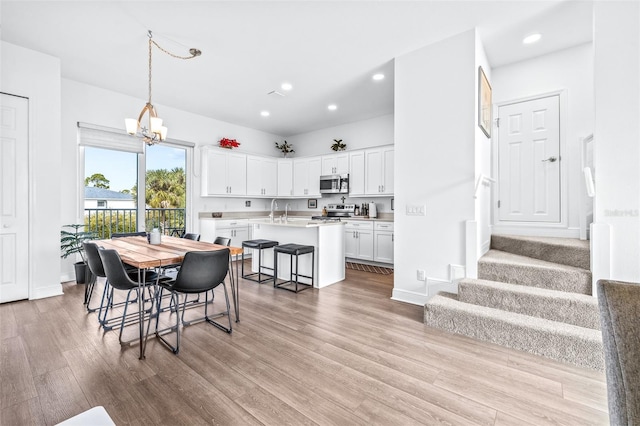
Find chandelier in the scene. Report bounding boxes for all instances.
[125,31,201,145]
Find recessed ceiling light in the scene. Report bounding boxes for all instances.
[327,104,337,111]
[260,111,270,117]
[281,82,293,91]
[372,73,385,81]
[523,33,542,45]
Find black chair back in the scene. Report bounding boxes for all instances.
[98,249,139,291]
[112,232,147,238]
[183,233,201,241]
[213,236,231,246]
[83,241,106,278]
[173,250,229,294]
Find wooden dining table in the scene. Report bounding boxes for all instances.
[95,235,243,359]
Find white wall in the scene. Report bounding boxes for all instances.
[491,43,594,235]
[61,79,284,277]
[288,114,394,157]
[393,30,477,305]
[475,32,493,263]
[592,1,640,283]
[1,41,63,299]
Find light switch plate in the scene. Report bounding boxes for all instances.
[406,204,426,216]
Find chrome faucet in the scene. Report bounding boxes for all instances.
[285,203,291,221]
[269,199,278,222]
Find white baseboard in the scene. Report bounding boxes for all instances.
[492,225,580,238]
[31,284,64,300]
[391,288,428,306]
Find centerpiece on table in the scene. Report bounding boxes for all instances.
[275,140,295,157]
[219,137,240,149]
[331,139,346,151]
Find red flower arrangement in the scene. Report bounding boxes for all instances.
[219,137,240,149]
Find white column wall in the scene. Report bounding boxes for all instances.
[393,30,477,305]
[592,1,640,283]
[1,41,63,299]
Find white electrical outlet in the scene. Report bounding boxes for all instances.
[417,269,426,281]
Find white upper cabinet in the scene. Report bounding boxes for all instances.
[247,155,277,197]
[277,159,294,197]
[202,148,247,196]
[321,153,349,175]
[349,151,366,196]
[293,157,321,197]
[365,146,394,195]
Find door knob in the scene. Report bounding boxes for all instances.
[542,156,558,163]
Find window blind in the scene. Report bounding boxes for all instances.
[77,122,144,153]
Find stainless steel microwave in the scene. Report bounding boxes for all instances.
[319,174,349,194]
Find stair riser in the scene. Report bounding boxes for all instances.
[424,300,604,370]
[478,262,592,295]
[491,235,590,270]
[458,281,600,330]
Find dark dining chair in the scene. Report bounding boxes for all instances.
[83,242,151,328]
[112,231,147,238]
[182,233,201,241]
[155,249,231,354]
[98,248,162,344]
[597,279,640,425]
[214,236,231,247]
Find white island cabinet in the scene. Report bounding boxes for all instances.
[249,219,345,288]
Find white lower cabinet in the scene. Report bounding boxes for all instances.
[344,221,374,261]
[200,219,249,254]
[373,222,394,263]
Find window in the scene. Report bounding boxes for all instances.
[79,123,193,238]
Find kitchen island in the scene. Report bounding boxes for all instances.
[249,218,345,288]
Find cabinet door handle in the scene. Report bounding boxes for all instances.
[381,185,384,192]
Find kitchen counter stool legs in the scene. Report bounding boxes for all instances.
[273,244,314,293]
[241,239,279,283]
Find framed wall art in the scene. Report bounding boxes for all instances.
[478,66,492,138]
[307,199,317,209]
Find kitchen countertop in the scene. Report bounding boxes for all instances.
[199,211,393,222]
[249,218,345,228]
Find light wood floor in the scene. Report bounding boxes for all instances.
[1,264,609,425]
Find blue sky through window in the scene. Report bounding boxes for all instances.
[85,145,185,192]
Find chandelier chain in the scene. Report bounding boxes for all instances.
[151,39,201,60]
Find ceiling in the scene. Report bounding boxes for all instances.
[1,1,593,137]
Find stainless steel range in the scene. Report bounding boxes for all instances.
[311,204,355,221]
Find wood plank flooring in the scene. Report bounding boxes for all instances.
[0,264,609,425]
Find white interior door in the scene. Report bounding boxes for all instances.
[498,95,560,222]
[0,94,30,303]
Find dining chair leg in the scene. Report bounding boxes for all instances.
[118,288,137,345]
[204,284,232,334]
[156,291,181,355]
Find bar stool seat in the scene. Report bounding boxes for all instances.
[242,239,279,283]
[273,243,314,293]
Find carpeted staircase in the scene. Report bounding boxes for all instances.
[424,234,604,370]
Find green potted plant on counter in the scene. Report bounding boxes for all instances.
[60,224,96,284]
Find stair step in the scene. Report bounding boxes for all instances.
[491,234,590,270]
[478,250,592,295]
[424,293,604,370]
[458,278,600,330]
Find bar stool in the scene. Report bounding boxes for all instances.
[241,239,279,283]
[273,243,314,293]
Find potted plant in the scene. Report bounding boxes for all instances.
[60,224,96,284]
[331,139,346,151]
[219,137,240,149]
[275,140,295,157]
